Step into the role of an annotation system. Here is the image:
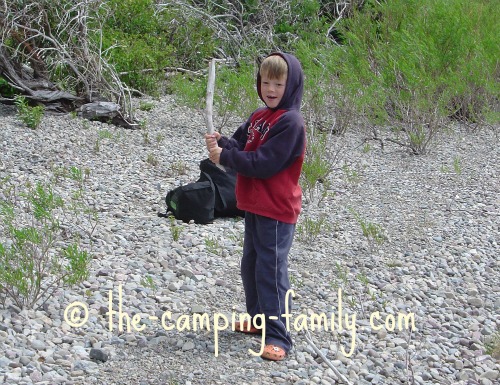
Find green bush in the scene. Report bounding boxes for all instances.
[300,131,333,205]
[102,29,174,96]
[332,0,499,131]
[168,74,206,110]
[14,96,45,129]
[0,76,16,98]
[214,63,261,127]
[99,0,217,95]
[98,0,498,142]
[99,0,172,95]
[169,61,259,133]
[0,180,92,309]
[274,0,325,46]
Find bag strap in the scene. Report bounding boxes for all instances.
[200,171,227,208]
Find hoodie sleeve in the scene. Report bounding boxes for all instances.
[217,121,249,151]
[219,111,305,179]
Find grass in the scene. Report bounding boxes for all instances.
[140,275,157,291]
[168,216,183,242]
[98,129,114,140]
[205,236,222,256]
[146,153,159,166]
[289,273,304,289]
[342,164,362,184]
[14,96,44,129]
[167,160,188,177]
[296,214,332,245]
[139,101,155,111]
[485,329,500,360]
[348,207,386,252]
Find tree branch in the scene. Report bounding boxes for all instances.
[304,330,354,385]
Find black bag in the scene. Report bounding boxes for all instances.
[198,158,245,218]
[165,179,215,224]
[163,159,244,224]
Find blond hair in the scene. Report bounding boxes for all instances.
[259,55,288,80]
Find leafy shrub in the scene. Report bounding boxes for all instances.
[274,0,324,44]
[169,61,259,133]
[105,0,498,145]
[213,63,261,130]
[168,74,206,110]
[14,96,45,129]
[0,180,92,309]
[296,213,332,245]
[300,131,333,205]
[100,0,217,95]
[0,76,16,98]
[165,16,217,70]
[100,27,174,96]
[330,0,499,144]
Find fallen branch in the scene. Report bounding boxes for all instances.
[326,1,349,42]
[304,330,353,385]
[164,66,204,77]
[0,1,138,127]
[405,330,416,385]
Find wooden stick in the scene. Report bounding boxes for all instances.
[304,331,353,385]
[205,58,226,171]
[205,58,216,135]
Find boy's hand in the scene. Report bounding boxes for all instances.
[208,145,222,164]
[204,132,221,151]
[205,133,222,164]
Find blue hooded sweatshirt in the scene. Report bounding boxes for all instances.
[218,52,306,223]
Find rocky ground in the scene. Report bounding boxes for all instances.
[0,96,498,385]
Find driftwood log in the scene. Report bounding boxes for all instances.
[77,101,138,129]
[0,45,81,111]
[0,5,137,129]
[0,47,136,128]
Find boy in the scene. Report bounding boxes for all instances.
[205,53,305,361]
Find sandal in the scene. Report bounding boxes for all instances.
[261,344,286,361]
[234,321,261,334]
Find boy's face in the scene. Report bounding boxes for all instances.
[260,73,287,109]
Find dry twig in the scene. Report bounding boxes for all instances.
[304,330,354,385]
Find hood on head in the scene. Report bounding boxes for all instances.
[257,52,304,111]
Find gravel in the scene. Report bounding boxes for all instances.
[0,96,499,385]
